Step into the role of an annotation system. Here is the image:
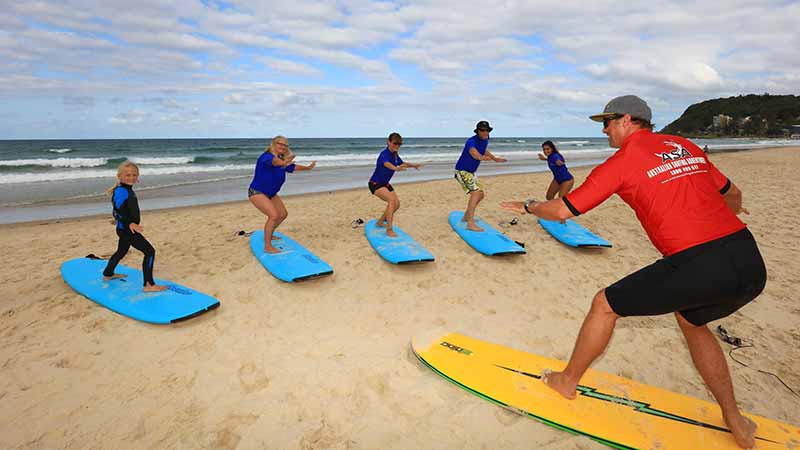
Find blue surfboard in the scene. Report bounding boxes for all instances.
[365,219,435,264]
[61,257,220,324]
[538,218,612,248]
[448,211,525,256]
[249,231,333,282]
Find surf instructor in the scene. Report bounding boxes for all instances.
[502,95,765,449]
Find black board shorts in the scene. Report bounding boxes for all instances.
[605,228,766,326]
[368,181,394,195]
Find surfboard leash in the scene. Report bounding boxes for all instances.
[717,325,799,398]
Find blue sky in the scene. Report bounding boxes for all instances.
[1,1,798,139]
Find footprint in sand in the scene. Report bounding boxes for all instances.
[213,414,259,450]
[237,361,271,393]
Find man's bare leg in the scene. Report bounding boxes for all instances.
[676,313,756,449]
[543,289,618,399]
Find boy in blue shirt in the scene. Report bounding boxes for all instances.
[454,121,507,231]
[368,132,423,237]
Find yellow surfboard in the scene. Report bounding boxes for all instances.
[411,332,799,449]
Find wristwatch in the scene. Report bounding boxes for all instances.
[524,199,535,214]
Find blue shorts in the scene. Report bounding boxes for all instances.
[555,175,574,184]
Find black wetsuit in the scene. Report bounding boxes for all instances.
[102,183,156,286]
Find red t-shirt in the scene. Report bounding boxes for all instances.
[564,130,745,256]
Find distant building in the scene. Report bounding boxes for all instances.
[713,114,733,129]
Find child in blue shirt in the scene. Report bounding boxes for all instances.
[368,132,422,237]
[538,140,574,200]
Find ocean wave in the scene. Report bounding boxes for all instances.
[556,140,590,145]
[0,157,109,168]
[47,148,73,153]
[0,155,203,169]
[127,156,196,165]
[0,164,253,184]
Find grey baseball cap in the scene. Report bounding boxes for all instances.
[589,95,652,122]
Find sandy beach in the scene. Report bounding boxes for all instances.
[1,146,798,449]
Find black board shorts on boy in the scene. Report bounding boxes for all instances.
[368,181,394,195]
[605,228,766,326]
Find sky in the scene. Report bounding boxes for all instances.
[0,0,798,139]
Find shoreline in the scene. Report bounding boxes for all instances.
[1,156,608,226]
[0,145,784,226]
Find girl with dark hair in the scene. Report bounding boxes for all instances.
[539,140,574,200]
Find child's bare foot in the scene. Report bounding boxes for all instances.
[103,274,127,281]
[143,284,168,293]
[723,412,757,449]
[466,222,484,232]
[271,235,282,240]
[376,221,386,228]
[386,228,398,238]
[541,369,577,400]
[263,246,281,254]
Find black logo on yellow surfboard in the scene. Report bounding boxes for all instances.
[440,341,473,355]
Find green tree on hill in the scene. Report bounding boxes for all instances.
[661,94,800,137]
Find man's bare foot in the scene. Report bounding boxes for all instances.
[103,274,127,281]
[271,235,282,240]
[723,412,756,449]
[143,284,168,293]
[263,246,281,254]
[386,228,398,237]
[466,222,484,232]
[541,369,578,400]
[376,220,386,228]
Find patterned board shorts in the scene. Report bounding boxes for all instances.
[454,170,483,194]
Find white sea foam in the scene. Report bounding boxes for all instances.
[0,164,252,184]
[47,148,73,153]
[128,156,195,165]
[0,157,109,168]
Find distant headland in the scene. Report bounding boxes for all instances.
[660,94,800,138]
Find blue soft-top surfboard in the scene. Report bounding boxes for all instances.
[365,219,435,264]
[448,211,525,256]
[250,231,333,282]
[538,218,612,248]
[61,257,220,324]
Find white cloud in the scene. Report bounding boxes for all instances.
[261,58,322,78]
[1,1,799,137]
[224,93,245,104]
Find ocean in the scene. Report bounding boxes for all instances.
[0,136,796,224]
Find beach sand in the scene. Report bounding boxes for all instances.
[1,146,798,449]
